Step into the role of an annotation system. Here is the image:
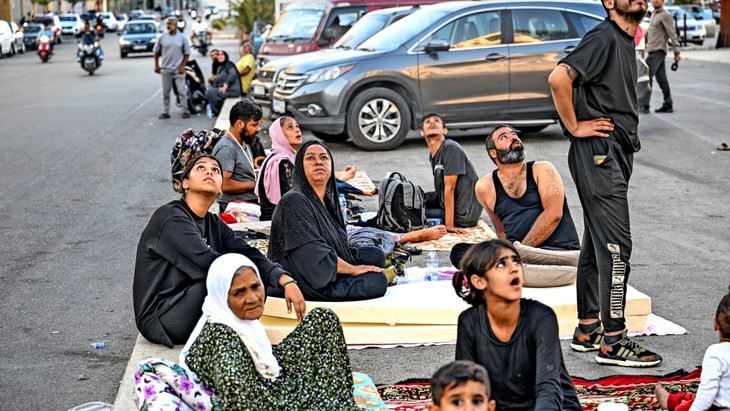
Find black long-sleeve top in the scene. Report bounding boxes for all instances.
[133,199,286,347]
[455,299,581,411]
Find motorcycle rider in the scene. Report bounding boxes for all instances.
[37,23,54,53]
[75,20,104,62]
[94,12,106,35]
[190,16,211,45]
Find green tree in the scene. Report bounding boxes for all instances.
[232,0,274,36]
[35,0,51,13]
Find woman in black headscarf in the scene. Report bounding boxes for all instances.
[205,50,242,116]
[268,140,388,301]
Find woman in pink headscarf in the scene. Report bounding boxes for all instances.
[255,117,300,221]
[256,117,357,221]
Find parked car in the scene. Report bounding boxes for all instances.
[679,5,717,38]
[666,6,706,45]
[33,15,62,43]
[23,23,42,50]
[116,13,129,31]
[251,19,271,57]
[204,5,218,19]
[118,20,159,58]
[128,10,146,20]
[271,0,608,150]
[0,20,14,57]
[9,21,25,54]
[59,14,84,36]
[251,6,419,113]
[101,12,119,31]
[641,6,706,45]
[135,14,160,27]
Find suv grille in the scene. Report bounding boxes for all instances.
[258,69,276,82]
[275,73,308,95]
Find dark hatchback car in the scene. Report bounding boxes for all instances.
[23,24,42,50]
[118,20,159,58]
[272,0,607,150]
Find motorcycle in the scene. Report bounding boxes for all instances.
[172,59,207,114]
[192,30,208,56]
[79,40,102,75]
[37,35,52,63]
[94,21,106,38]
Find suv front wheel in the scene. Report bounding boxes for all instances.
[347,87,410,151]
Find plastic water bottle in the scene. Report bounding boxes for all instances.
[425,250,439,281]
[339,193,347,222]
[205,103,213,119]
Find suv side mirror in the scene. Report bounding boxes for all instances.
[424,39,450,53]
[318,27,335,47]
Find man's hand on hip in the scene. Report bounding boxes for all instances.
[569,117,614,138]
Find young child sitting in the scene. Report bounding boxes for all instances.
[655,286,730,411]
[429,360,496,411]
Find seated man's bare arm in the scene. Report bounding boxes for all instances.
[475,175,505,238]
[443,174,466,233]
[220,171,256,194]
[521,161,564,247]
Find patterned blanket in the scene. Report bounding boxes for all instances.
[408,220,496,251]
[375,369,702,411]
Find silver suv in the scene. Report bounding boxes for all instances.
[272,0,606,150]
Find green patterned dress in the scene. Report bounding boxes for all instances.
[186,307,360,410]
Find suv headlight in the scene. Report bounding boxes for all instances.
[119,38,131,45]
[305,64,354,84]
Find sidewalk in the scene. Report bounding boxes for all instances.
[211,22,239,40]
[679,40,730,65]
[681,47,730,65]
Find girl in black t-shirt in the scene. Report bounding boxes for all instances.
[452,240,581,411]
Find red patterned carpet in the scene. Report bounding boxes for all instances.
[376,369,702,411]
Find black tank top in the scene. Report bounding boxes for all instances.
[493,161,580,250]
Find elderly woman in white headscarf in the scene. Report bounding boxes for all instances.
[180,253,360,410]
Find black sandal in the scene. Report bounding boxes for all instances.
[398,244,422,255]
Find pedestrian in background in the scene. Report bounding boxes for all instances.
[154,17,191,119]
[549,0,662,367]
[207,48,220,85]
[206,51,242,117]
[644,0,681,114]
[236,41,256,97]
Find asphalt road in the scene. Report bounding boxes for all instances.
[0,36,728,409]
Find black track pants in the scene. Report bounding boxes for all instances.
[568,137,634,333]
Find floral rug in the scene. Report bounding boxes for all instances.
[375,369,702,411]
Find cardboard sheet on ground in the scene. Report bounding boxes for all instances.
[407,220,497,251]
[262,281,653,345]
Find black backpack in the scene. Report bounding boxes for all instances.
[170,128,222,193]
[376,172,426,233]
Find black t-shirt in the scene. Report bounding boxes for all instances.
[559,18,640,153]
[257,159,294,221]
[456,299,582,411]
[493,161,580,250]
[133,200,286,347]
[430,139,481,227]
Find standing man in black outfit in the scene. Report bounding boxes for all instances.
[422,113,481,233]
[548,0,662,367]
